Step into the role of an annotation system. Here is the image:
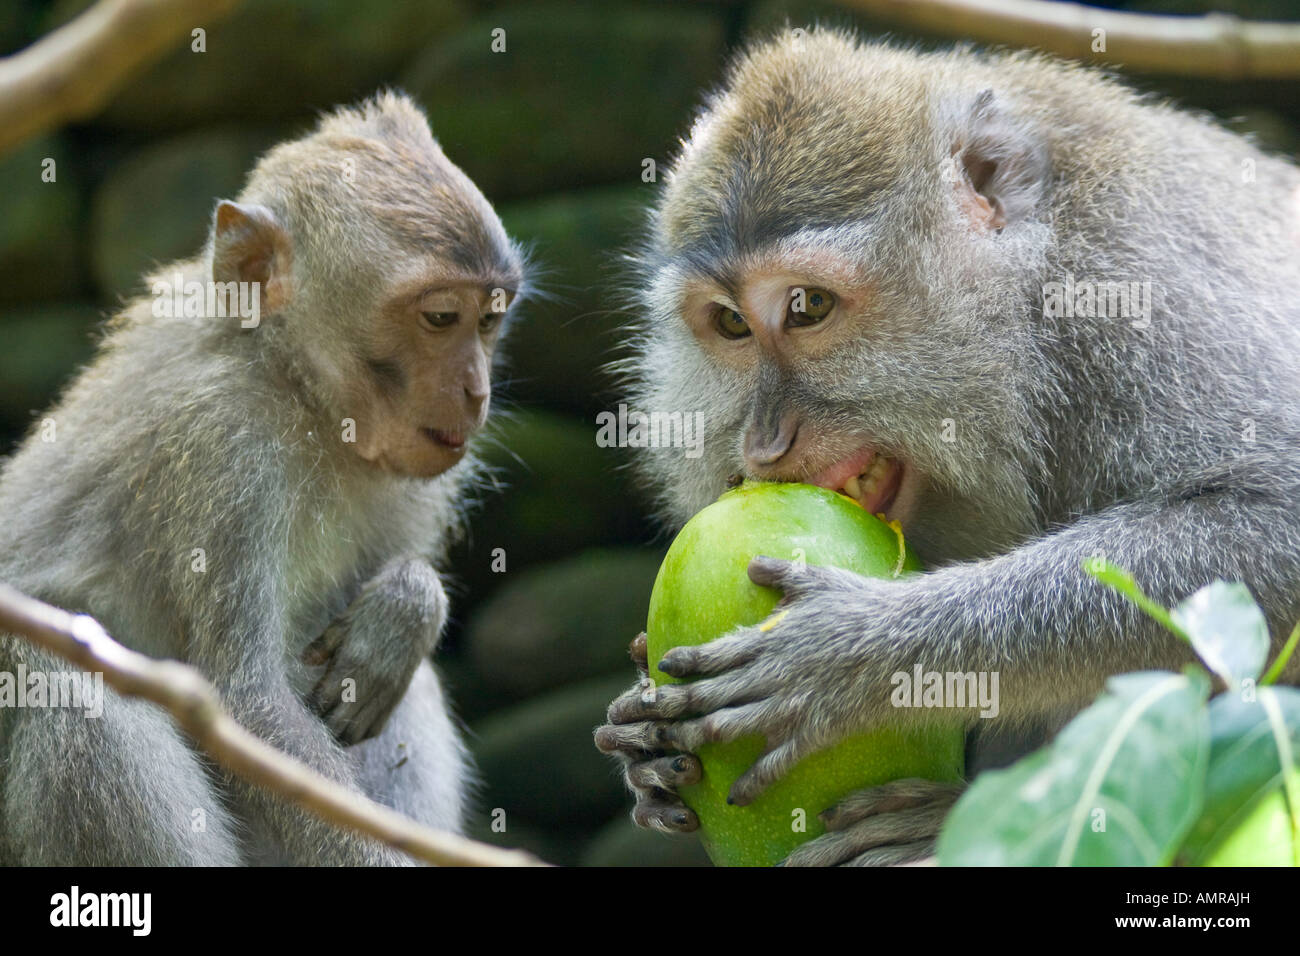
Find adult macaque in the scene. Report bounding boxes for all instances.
[0,93,525,865]
[596,29,1300,865]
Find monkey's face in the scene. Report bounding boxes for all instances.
[348,282,514,479]
[634,240,1041,561]
[628,30,1051,559]
[672,255,921,527]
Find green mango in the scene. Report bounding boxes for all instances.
[646,480,965,866]
[1199,771,1300,867]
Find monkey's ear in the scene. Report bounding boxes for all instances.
[948,89,1049,232]
[212,201,293,312]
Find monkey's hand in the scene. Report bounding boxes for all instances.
[781,778,965,866]
[304,557,447,745]
[614,555,959,808]
[593,633,704,834]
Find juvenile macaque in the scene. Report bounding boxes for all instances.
[596,29,1300,865]
[0,93,525,865]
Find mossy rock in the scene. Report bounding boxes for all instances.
[0,302,103,445]
[463,811,576,868]
[464,546,664,699]
[89,128,280,298]
[469,673,632,830]
[498,184,646,415]
[581,814,713,867]
[446,410,648,633]
[402,0,726,200]
[46,0,467,130]
[0,137,84,305]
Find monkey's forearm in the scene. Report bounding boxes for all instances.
[907,492,1300,718]
[203,663,408,865]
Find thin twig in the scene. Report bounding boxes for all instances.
[0,584,546,867]
[839,0,1300,79]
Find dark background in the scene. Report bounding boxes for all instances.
[1,0,1297,865]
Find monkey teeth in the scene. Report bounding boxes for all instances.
[835,453,899,513]
[843,455,886,499]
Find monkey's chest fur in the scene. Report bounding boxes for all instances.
[279,464,458,699]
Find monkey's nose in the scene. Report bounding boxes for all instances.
[744,415,799,468]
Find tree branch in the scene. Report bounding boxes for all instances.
[0,584,546,867]
[839,0,1300,79]
[0,0,244,156]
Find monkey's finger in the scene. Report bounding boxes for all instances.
[354,697,402,746]
[844,841,936,867]
[657,632,759,678]
[340,706,391,746]
[321,693,362,742]
[728,734,815,807]
[662,700,773,754]
[308,665,348,715]
[748,555,854,600]
[593,720,668,757]
[746,555,800,592]
[308,677,338,715]
[629,632,649,675]
[626,754,702,792]
[632,795,699,833]
[603,676,678,723]
[605,680,702,722]
[781,825,936,867]
[302,625,344,667]
[671,667,777,715]
[820,779,965,830]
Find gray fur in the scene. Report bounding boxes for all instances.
[600,29,1300,864]
[0,92,518,865]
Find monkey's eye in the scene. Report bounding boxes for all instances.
[787,288,836,327]
[714,307,751,340]
[479,312,505,333]
[420,311,459,330]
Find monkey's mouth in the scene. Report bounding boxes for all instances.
[807,447,903,518]
[421,427,467,450]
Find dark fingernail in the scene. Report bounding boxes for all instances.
[658,656,683,677]
[672,811,689,827]
[672,756,689,773]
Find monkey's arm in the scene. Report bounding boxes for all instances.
[177,484,410,866]
[190,607,411,865]
[602,489,1300,861]
[303,556,448,745]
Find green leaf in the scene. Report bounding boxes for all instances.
[1169,581,1270,687]
[938,670,1210,866]
[1261,619,1300,687]
[1083,559,1189,643]
[1178,686,1300,866]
